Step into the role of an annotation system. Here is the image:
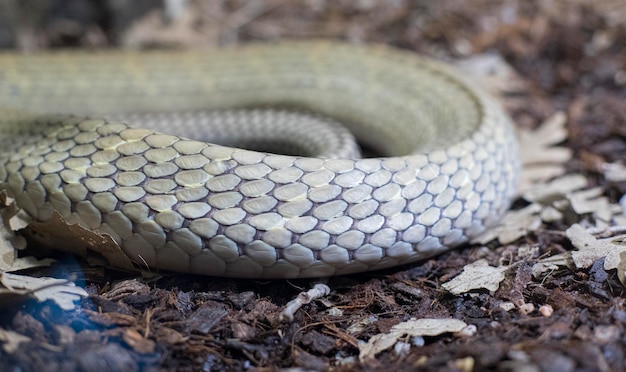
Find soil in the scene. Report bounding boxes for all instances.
[0,1,625,371]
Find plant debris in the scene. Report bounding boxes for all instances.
[0,272,87,310]
[358,318,469,361]
[441,259,509,294]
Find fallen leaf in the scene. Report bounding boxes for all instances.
[522,174,588,204]
[0,191,22,271]
[477,170,626,247]
[517,112,573,193]
[442,259,508,294]
[4,257,55,273]
[0,234,15,272]
[618,252,626,287]
[0,328,31,353]
[0,272,88,310]
[602,162,626,182]
[531,253,572,279]
[566,224,626,272]
[23,212,136,271]
[455,53,526,98]
[359,318,468,361]
[568,187,617,226]
[472,203,542,245]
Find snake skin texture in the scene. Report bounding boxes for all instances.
[0,41,520,278]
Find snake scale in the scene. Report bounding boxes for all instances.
[0,41,519,278]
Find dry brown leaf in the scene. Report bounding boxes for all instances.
[569,187,610,215]
[0,233,15,272]
[0,272,87,310]
[522,174,588,204]
[455,53,526,98]
[0,191,21,271]
[531,253,572,279]
[566,224,626,272]
[478,169,625,246]
[359,318,468,361]
[602,162,626,182]
[618,251,626,287]
[441,259,508,294]
[540,206,563,222]
[5,257,55,273]
[122,7,212,48]
[472,112,582,246]
[568,187,618,228]
[532,224,626,279]
[472,203,542,245]
[23,212,136,271]
[519,112,571,164]
[1,190,54,273]
[517,112,573,193]
[0,328,31,353]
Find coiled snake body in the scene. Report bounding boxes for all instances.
[0,42,519,278]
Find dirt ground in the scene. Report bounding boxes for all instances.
[0,0,625,371]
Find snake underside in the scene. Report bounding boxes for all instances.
[0,41,519,278]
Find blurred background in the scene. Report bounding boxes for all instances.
[1,0,624,167]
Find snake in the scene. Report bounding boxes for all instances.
[0,41,519,278]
